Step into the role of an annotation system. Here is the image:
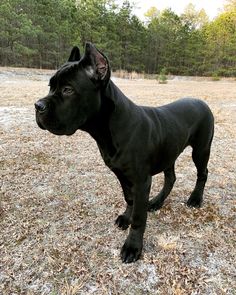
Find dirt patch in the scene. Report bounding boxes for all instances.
[0,68,235,294]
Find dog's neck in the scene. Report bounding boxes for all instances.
[80,80,120,158]
[80,79,136,160]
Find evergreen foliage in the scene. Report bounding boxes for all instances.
[0,0,235,76]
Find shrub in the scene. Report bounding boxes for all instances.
[158,68,168,84]
[211,72,221,81]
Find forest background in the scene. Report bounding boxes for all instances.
[0,0,236,76]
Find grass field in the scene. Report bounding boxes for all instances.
[0,67,235,294]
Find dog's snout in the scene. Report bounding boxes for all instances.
[35,100,48,113]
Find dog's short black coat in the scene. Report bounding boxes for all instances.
[35,43,214,263]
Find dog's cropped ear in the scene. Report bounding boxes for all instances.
[68,46,81,62]
[82,42,110,82]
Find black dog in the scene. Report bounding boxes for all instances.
[35,43,214,263]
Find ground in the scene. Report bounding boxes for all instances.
[0,67,235,295]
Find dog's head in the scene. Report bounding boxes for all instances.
[35,43,110,135]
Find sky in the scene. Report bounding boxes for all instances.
[132,0,226,20]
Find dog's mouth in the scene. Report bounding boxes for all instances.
[35,110,75,136]
[36,115,46,130]
[35,111,47,129]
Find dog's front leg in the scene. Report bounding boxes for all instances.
[113,170,133,230]
[121,176,151,263]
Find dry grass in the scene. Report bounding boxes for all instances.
[0,67,236,295]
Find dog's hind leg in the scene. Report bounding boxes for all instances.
[187,146,211,208]
[148,165,176,212]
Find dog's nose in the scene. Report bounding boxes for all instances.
[35,100,48,113]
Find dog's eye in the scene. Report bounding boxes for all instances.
[62,86,74,96]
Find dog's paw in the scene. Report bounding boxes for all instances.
[115,215,130,230]
[187,194,202,208]
[121,240,142,263]
[148,200,164,212]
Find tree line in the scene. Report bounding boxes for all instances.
[0,0,235,76]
